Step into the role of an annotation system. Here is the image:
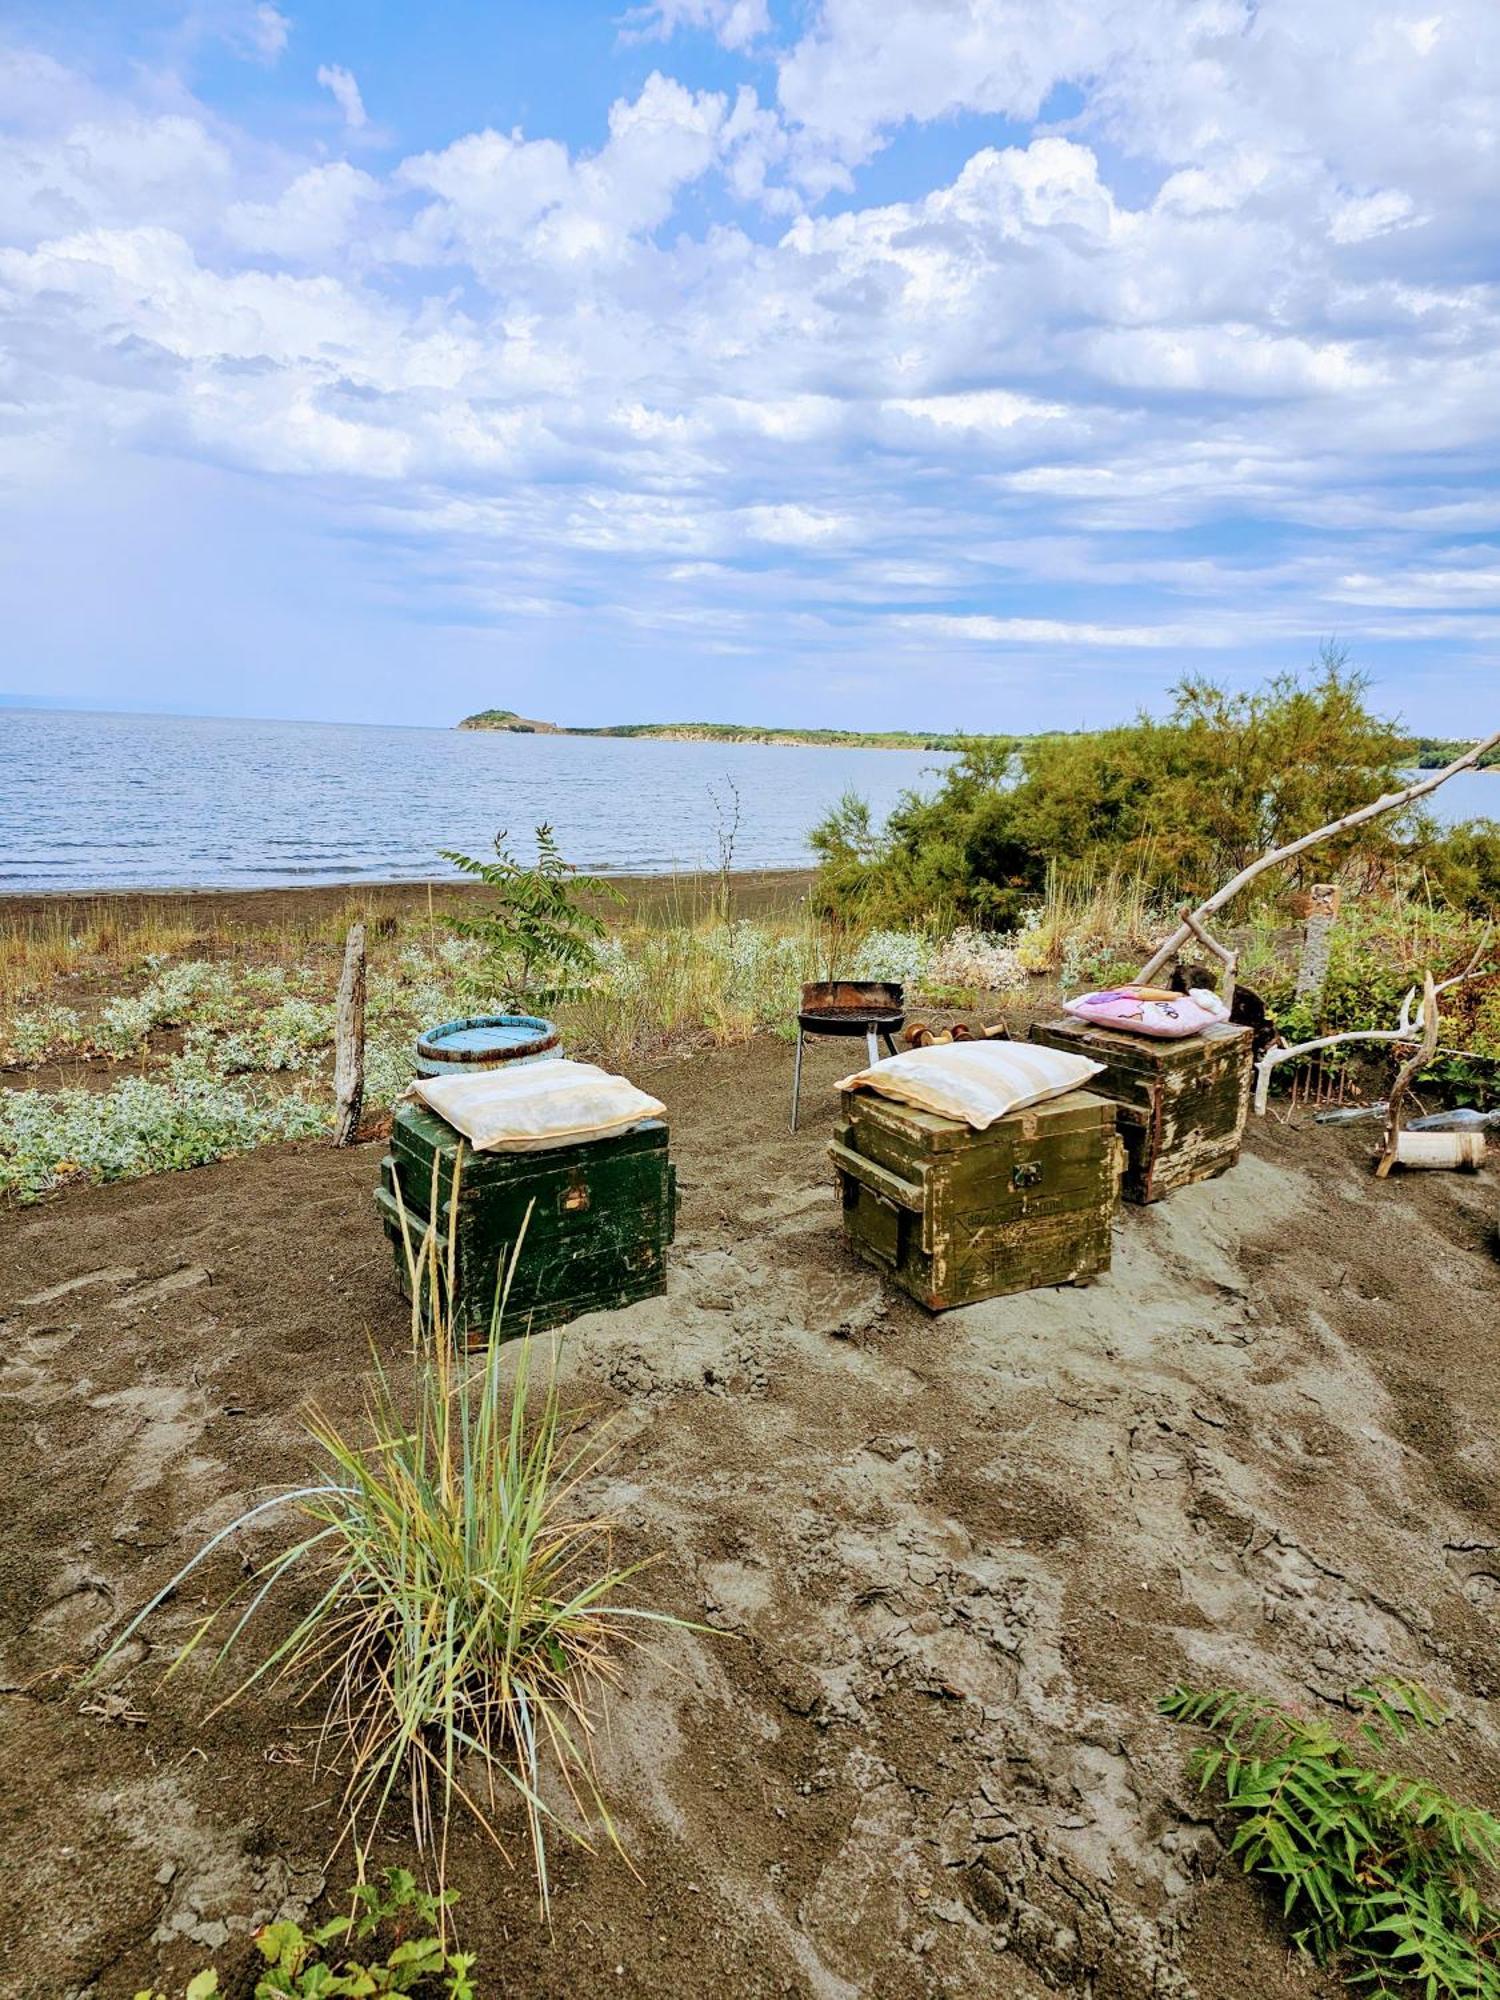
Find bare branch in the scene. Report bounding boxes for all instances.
[1377,970,1440,1177]
[1139,729,1500,984]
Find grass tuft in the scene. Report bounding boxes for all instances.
[100,1186,686,1916]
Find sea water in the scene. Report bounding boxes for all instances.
[0,708,959,891]
[1,708,1491,893]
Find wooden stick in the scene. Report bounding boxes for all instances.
[332,921,367,1147]
[1139,729,1500,984]
[1177,903,1240,1009]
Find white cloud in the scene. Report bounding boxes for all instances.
[397,72,726,271]
[224,162,378,257]
[243,5,291,62]
[894,614,1230,648]
[3,11,1500,721]
[622,0,770,51]
[316,62,366,132]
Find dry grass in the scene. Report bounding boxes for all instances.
[0,904,202,1006]
[1016,862,1172,977]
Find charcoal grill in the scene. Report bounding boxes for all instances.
[791,979,904,1132]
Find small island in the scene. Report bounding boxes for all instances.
[457,709,985,751]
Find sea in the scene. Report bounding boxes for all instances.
[0,708,961,892]
[0,708,1492,895]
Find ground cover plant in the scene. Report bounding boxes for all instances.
[133,1870,476,1999]
[100,1208,686,1917]
[1162,1678,1500,1996]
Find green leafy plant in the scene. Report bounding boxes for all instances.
[440,824,618,1009]
[1161,1677,1500,1995]
[101,1196,686,1916]
[133,1870,475,1999]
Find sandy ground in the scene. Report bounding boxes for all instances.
[2,1031,1499,1999]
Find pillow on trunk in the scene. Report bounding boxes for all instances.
[836,1040,1102,1129]
[1065,986,1228,1038]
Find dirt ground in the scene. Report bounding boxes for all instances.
[3,1030,1499,1999]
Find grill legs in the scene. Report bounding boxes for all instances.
[792,1023,899,1133]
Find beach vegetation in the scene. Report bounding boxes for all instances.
[811,655,1474,929]
[439,824,617,1010]
[131,1869,476,1999]
[100,1213,685,1916]
[1162,1677,1500,1995]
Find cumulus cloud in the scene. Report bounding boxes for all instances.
[2,4,1499,720]
[396,71,727,271]
[224,161,379,258]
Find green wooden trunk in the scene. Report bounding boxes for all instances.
[830,1088,1122,1312]
[1027,1017,1254,1204]
[375,1100,676,1342]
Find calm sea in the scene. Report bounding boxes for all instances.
[0,708,1492,894]
[0,708,961,891]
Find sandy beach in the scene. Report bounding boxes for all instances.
[3,1021,1498,1998]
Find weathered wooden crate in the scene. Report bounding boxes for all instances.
[375,1099,675,1341]
[830,1088,1121,1311]
[1027,1017,1254,1204]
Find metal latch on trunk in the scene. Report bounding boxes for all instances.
[560,1180,591,1213]
[1011,1160,1044,1191]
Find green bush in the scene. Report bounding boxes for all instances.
[813,655,1414,927]
[441,823,617,1010]
[1162,1678,1500,1995]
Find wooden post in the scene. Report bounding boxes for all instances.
[333,922,367,1147]
[1294,882,1342,1008]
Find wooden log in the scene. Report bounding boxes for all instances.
[332,921,367,1147]
[1392,1129,1486,1171]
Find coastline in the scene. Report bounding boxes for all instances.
[0,867,818,932]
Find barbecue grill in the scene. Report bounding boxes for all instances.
[791,979,905,1132]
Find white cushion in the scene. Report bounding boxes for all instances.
[410,1059,665,1152]
[836,1040,1103,1129]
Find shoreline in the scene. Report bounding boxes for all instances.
[0,867,818,931]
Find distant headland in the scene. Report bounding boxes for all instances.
[456,709,987,751]
[458,711,1496,766]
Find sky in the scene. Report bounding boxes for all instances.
[1,1,1498,734]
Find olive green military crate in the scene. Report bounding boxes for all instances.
[830,1087,1122,1311]
[1027,1017,1254,1204]
[376,1099,676,1342]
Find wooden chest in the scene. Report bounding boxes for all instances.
[830,1088,1121,1311]
[1027,1017,1253,1204]
[375,1100,676,1341]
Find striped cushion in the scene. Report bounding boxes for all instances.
[836,1040,1102,1129]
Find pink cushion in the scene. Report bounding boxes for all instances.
[1064,986,1228,1039]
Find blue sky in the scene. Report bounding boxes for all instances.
[2,0,1498,732]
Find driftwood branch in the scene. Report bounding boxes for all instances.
[1252,941,1494,1116]
[1177,903,1239,1008]
[1139,729,1500,985]
[1376,970,1440,1177]
[332,921,367,1147]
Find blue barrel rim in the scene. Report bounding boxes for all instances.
[415,1012,562,1066]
